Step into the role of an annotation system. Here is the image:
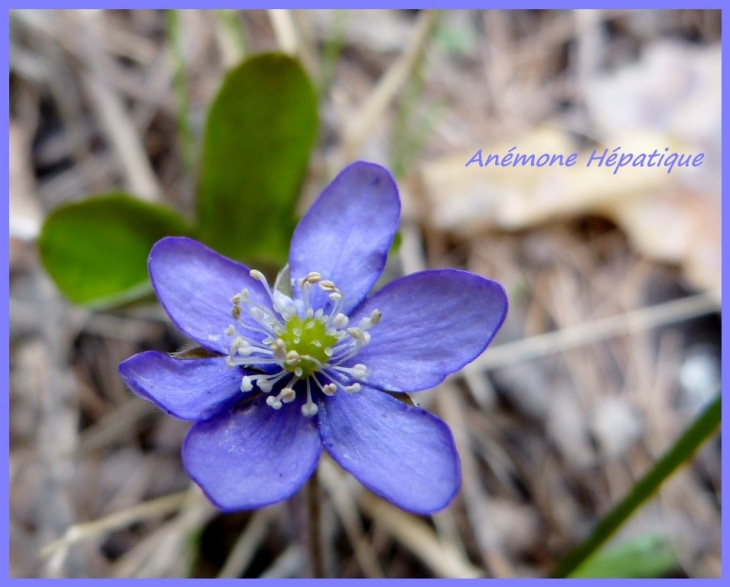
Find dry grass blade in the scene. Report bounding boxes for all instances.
[437,383,516,578]
[217,508,275,578]
[319,458,384,578]
[268,9,299,55]
[466,291,720,373]
[110,487,216,577]
[342,10,437,160]
[357,491,483,578]
[73,10,162,201]
[40,491,189,559]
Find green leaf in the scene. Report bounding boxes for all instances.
[39,193,192,307]
[198,52,318,267]
[570,533,678,578]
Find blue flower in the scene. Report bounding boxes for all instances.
[119,161,507,514]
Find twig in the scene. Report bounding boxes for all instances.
[40,491,189,559]
[465,291,720,374]
[319,458,384,578]
[342,10,438,160]
[260,545,304,578]
[77,399,156,456]
[436,382,515,577]
[218,508,274,578]
[357,491,483,578]
[268,9,299,55]
[307,471,325,578]
[74,10,162,202]
[110,487,215,577]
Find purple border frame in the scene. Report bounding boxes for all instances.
[2,3,725,584]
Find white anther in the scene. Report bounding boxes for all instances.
[324,348,333,358]
[322,383,337,396]
[273,291,296,317]
[239,289,250,302]
[286,350,301,365]
[231,293,242,304]
[225,324,236,336]
[347,327,364,340]
[301,402,319,417]
[332,313,349,329]
[237,345,252,357]
[250,269,265,281]
[360,309,382,330]
[271,339,287,361]
[280,387,296,403]
[312,340,322,347]
[241,376,253,392]
[294,367,303,377]
[362,331,371,345]
[345,383,361,394]
[319,280,337,292]
[370,309,382,325]
[305,272,322,284]
[266,396,283,410]
[232,306,242,320]
[351,364,368,379]
[258,379,274,393]
[329,292,342,302]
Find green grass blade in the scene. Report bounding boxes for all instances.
[549,393,720,578]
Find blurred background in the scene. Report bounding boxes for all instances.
[9,9,721,578]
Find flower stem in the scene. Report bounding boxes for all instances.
[549,393,721,578]
[307,470,325,578]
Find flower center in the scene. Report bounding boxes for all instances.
[279,315,339,378]
[222,268,380,417]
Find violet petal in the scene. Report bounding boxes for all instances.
[182,396,321,511]
[149,237,272,354]
[349,269,507,392]
[118,351,246,421]
[318,385,460,514]
[289,162,400,315]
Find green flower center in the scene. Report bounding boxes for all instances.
[279,315,339,378]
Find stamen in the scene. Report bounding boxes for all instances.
[313,374,337,397]
[266,395,283,410]
[332,313,348,329]
[279,387,296,403]
[359,309,382,330]
[305,271,321,284]
[249,269,266,282]
[224,268,380,417]
[301,379,318,417]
